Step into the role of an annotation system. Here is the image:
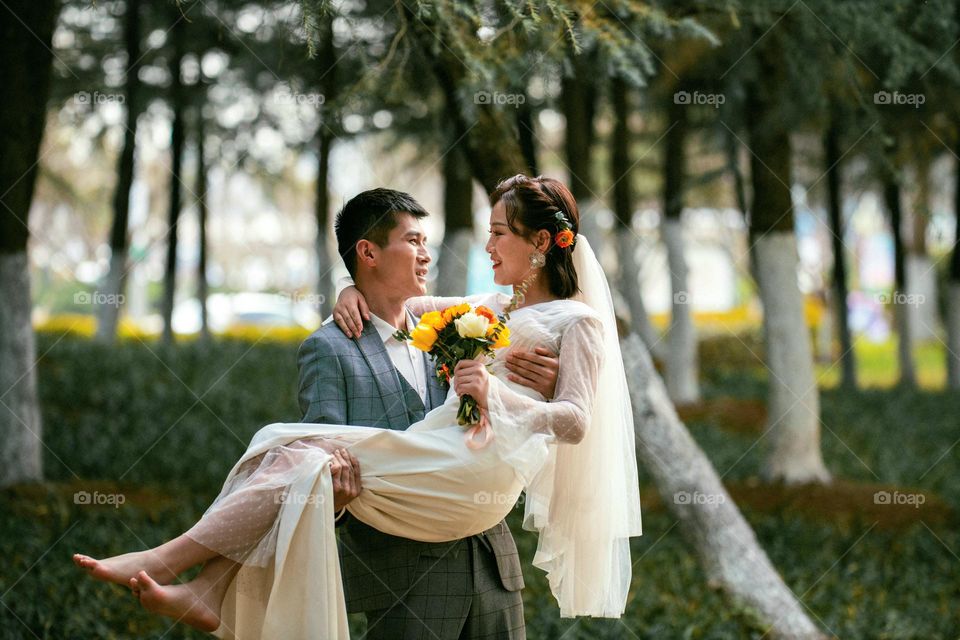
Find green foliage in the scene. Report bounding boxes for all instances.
[1,335,958,638]
[36,334,301,489]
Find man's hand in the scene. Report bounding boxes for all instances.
[329,448,362,510]
[505,347,560,399]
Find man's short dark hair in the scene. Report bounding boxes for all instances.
[334,188,429,278]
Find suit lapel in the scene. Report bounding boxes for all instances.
[422,353,447,410]
[354,322,410,430]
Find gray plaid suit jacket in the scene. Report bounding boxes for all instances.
[297,314,525,614]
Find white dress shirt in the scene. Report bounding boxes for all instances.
[369,311,428,403]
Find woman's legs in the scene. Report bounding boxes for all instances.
[73,437,349,590]
[72,533,220,588]
[131,555,240,633]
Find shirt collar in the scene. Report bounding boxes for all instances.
[369,310,414,345]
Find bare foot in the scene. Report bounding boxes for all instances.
[72,551,178,588]
[133,571,221,633]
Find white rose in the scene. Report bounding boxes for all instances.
[454,311,490,339]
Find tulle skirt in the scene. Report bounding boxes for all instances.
[185,396,528,639]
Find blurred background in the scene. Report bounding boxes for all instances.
[3,0,960,638]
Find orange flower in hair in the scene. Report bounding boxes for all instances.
[556,229,575,248]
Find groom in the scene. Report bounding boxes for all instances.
[297,188,558,639]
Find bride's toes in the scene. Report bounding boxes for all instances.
[72,553,125,585]
[136,571,220,633]
[71,551,176,588]
[73,554,95,571]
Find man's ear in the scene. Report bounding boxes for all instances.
[355,239,378,269]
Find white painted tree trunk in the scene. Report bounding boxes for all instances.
[663,218,699,403]
[0,251,43,487]
[96,253,126,340]
[754,232,830,484]
[616,229,664,361]
[905,254,938,343]
[621,335,827,639]
[436,228,473,297]
[947,282,960,389]
[894,296,916,387]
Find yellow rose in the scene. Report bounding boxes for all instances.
[491,325,511,349]
[454,312,491,339]
[442,302,472,324]
[420,310,446,331]
[410,323,439,351]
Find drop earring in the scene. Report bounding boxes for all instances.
[529,250,546,269]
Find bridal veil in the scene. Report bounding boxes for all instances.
[518,234,643,617]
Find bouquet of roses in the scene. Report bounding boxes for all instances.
[394,303,511,426]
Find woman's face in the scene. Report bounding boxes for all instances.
[486,201,539,287]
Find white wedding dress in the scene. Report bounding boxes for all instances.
[186,237,643,639]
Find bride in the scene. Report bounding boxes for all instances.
[73,175,642,639]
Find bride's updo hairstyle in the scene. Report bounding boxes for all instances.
[490,174,580,299]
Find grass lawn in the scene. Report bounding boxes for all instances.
[0,332,957,638]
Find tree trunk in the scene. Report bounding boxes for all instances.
[611,76,662,358]
[98,0,142,341]
[161,15,186,345]
[823,117,857,388]
[414,22,827,635]
[195,110,210,340]
[662,96,699,403]
[436,145,474,297]
[724,125,756,282]
[516,96,538,176]
[621,336,828,640]
[313,12,337,317]
[948,133,960,389]
[747,81,830,485]
[561,52,597,203]
[880,140,916,388]
[906,154,937,344]
[0,0,60,487]
[406,8,526,193]
[725,125,750,219]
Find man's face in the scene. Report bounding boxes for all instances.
[370,213,431,298]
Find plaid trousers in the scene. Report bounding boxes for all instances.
[360,535,526,640]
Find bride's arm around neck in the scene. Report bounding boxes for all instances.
[335,275,508,316]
